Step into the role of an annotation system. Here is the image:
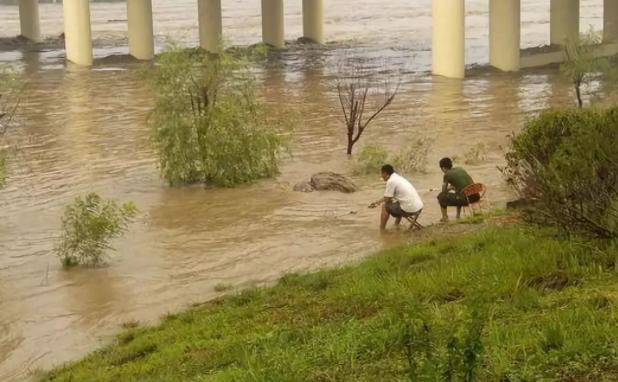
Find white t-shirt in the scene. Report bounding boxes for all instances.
[384,173,424,213]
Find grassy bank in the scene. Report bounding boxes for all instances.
[42,218,618,381]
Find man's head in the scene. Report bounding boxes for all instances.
[439,157,453,173]
[381,164,395,181]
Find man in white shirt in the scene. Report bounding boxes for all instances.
[368,164,424,231]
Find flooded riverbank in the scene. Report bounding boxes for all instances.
[0,0,615,381]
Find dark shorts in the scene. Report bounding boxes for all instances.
[385,201,418,218]
[437,191,480,208]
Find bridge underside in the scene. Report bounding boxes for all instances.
[13,0,618,77]
[432,0,618,78]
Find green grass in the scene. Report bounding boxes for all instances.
[41,222,618,382]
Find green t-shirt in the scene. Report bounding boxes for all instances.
[444,167,474,193]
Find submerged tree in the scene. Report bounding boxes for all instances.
[336,58,400,155]
[54,193,137,268]
[560,29,610,108]
[146,47,286,187]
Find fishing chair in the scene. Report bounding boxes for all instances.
[402,209,423,231]
[462,183,486,216]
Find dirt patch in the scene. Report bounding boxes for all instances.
[444,289,465,302]
[407,254,435,266]
[117,332,136,345]
[525,271,581,293]
[557,364,618,382]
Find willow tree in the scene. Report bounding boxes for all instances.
[147,47,286,187]
[336,58,400,155]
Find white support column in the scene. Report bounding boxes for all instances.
[198,0,223,52]
[19,0,41,42]
[432,0,465,79]
[302,0,324,44]
[489,0,520,72]
[604,0,618,43]
[127,0,154,60]
[261,0,285,48]
[63,0,93,66]
[550,0,580,46]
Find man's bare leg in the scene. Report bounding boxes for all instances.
[380,205,390,231]
[440,207,449,223]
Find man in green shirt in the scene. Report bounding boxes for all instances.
[437,157,480,222]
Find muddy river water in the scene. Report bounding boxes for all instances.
[0,0,615,380]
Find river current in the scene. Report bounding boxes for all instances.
[0,0,615,380]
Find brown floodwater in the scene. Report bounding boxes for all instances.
[0,0,615,380]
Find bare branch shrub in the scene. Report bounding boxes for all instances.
[336,58,400,155]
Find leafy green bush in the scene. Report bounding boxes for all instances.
[391,137,434,175]
[146,47,285,187]
[502,107,618,238]
[352,144,389,175]
[54,193,137,267]
[353,138,433,176]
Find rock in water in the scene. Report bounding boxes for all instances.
[293,181,314,193]
[309,172,357,193]
[293,172,358,193]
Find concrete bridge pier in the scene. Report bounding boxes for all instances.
[63,0,93,66]
[605,0,618,43]
[127,0,155,60]
[432,0,465,79]
[198,0,223,53]
[302,0,324,44]
[197,0,223,53]
[261,0,285,48]
[489,0,520,72]
[19,0,41,42]
[551,0,580,46]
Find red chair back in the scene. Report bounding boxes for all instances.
[463,183,486,198]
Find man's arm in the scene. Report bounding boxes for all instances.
[442,173,454,193]
[442,181,449,193]
[370,179,395,208]
[369,196,393,209]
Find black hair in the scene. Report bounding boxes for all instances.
[381,164,395,175]
[439,157,453,170]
